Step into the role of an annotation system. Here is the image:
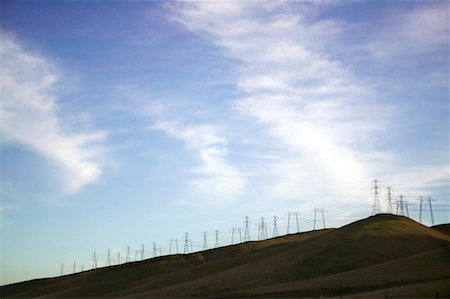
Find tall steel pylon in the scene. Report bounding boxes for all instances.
[397,194,406,216]
[272,216,278,237]
[417,196,425,223]
[320,208,326,228]
[243,216,251,241]
[169,239,178,254]
[203,231,208,250]
[215,230,219,248]
[371,179,381,215]
[184,233,190,254]
[428,196,435,225]
[386,187,393,214]
[287,211,300,233]
[258,217,268,240]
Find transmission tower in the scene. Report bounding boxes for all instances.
[92,252,98,269]
[215,230,219,248]
[169,239,178,254]
[81,265,84,272]
[184,233,189,254]
[117,252,121,264]
[258,217,268,240]
[203,231,207,250]
[73,261,76,273]
[321,208,326,228]
[243,216,251,241]
[272,216,278,237]
[386,187,393,213]
[396,194,406,216]
[126,246,130,262]
[134,249,138,261]
[141,244,144,260]
[294,212,300,233]
[371,179,381,215]
[313,208,318,230]
[428,196,435,225]
[107,249,111,266]
[60,263,64,276]
[417,196,425,223]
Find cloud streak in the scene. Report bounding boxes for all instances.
[172,2,383,198]
[0,33,105,192]
[172,1,448,204]
[152,120,245,198]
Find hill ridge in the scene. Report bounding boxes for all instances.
[2,214,449,298]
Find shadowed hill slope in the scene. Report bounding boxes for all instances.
[2,214,450,298]
[433,223,450,237]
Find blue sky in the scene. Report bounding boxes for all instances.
[1,0,449,285]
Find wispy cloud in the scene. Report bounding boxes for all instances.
[172,2,381,198]
[0,32,106,192]
[171,2,448,204]
[151,120,245,199]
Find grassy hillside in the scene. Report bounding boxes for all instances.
[2,214,449,298]
[433,223,450,237]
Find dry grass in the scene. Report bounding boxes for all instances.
[2,214,449,298]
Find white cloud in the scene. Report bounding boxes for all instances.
[152,121,245,197]
[0,33,105,193]
[367,2,449,60]
[173,2,378,197]
[172,2,448,205]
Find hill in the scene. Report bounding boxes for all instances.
[2,214,450,298]
[433,223,450,237]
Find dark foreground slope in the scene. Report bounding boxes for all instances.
[2,214,450,298]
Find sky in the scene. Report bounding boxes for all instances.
[1,0,449,285]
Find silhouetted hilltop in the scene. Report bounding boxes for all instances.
[2,214,449,298]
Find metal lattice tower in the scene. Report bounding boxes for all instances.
[141,244,144,260]
[60,263,64,276]
[386,187,393,214]
[371,179,381,215]
[244,216,251,241]
[397,194,406,216]
[126,246,130,263]
[287,211,292,234]
[428,196,435,225]
[107,249,111,266]
[313,208,318,230]
[258,217,268,240]
[169,239,178,254]
[417,196,425,223]
[203,231,207,250]
[272,216,278,237]
[184,233,189,254]
[215,230,219,248]
[92,252,98,269]
[294,212,300,233]
[321,208,326,228]
[117,252,121,264]
[153,242,157,257]
[73,261,76,273]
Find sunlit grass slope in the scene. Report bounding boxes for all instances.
[2,214,449,298]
